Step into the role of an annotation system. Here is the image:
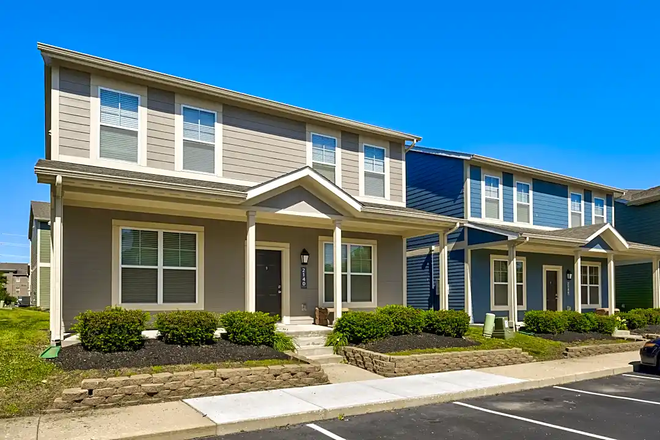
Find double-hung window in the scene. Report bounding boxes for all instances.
[364,145,386,198]
[581,264,600,307]
[594,198,605,224]
[100,89,139,162]
[484,175,501,219]
[570,193,583,227]
[516,182,531,223]
[311,134,337,182]
[120,228,198,305]
[491,257,525,310]
[183,106,216,174]
[323,242,374,304]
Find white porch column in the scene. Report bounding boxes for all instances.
[608,254,615,315]
[333,220,343,322]
[507,243,518,329]
[245,211,256,312]
[50,177,63,344]
[465,249,473,322]
[574,251,582,313]
[653,257,660,308]
[439,231,449,310]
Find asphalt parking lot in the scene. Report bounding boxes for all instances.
[203,372,660,439]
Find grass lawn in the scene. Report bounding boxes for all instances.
[0,309,298,418]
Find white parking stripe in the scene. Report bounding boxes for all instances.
[306,423,348,440]
[622,373,660,382]
[453,402,617,439]
[554,386,660,405]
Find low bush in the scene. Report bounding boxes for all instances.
[423,310,471,338]
[594,314,618,334]
[618,312,646,330]
[325,331,349,354]
[155,310,218,345]
[629,308,660,326]
[219,311,278,346]
[73,307,149,353]
[523,310,568,334]
[272,332,296,352]
[333,311,394,344]
[376,305,425,335]
[564,311,597,333]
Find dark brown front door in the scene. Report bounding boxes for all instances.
[256,249,282,317]
[546,270,559,311]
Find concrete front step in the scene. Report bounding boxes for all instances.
[306,353,344,365]
[295,336,326,347]
[297,346,335,357]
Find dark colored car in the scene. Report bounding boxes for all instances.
[640,339,660,368]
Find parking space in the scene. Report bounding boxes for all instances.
[203,373,660,440]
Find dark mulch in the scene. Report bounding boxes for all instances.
[632,325,660,335]
[356,332,479,354]
[51,339,290,371]
[535,331,615,343]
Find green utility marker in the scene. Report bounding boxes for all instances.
[39,345,61,359]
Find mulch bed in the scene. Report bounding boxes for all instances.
[51,338,291,371]
[356,332,478,354]
[632,325,660,336]
[534,331,615,343]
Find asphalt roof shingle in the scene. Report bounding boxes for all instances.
[31,201,50,221]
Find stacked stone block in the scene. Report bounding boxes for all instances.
[564,341,645,358]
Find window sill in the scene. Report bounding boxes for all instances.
[491,306,527,312]
[581,305,601,309]
[321,302,377,309]
[116,303,204,311]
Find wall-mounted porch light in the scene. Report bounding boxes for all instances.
[300,249,310,265]
[566,269,573,281]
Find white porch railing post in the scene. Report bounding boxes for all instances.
[245,211,256,312]
[439,231,449,310]
[608,254,615,315]
[508,243,518,330]
[333,220,343,322]
[574,251,582,313]
[653,257,660,308]
[50,176,64,344]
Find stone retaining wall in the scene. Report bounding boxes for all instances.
[564,341,645,358]
[341,347,534,377]
[52,364,327,411]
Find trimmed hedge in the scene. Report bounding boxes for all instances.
[564,311,597,333]
[155,310,218,345]
[376,305,425,335]
[333,311,394,344]
[219,311,278,346]
[73,307,149,353]
[424,310,471,338]
[523,310,568,334]
[594,314,617,334]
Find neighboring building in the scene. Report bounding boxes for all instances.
[614,186,660,310]
[28,201,51,308]
[36,44,463,343]
[406,147,660,323]
[0,263,30,304]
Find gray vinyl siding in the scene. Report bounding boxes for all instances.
[390,141,404,202]
[59,68,91,158]
[146,88,175,170]
[222,105,306,182]
[39,229,51,263]
[39,267,50,309]
[341,131,359,196]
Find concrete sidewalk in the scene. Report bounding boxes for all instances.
[2,351,639,440]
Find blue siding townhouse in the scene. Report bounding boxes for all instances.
[406,147,660,324]
[614,186,660,311]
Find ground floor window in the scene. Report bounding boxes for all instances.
[491,256,526,310]
[120,227,198,304]
[322,242,374,304]
[581,263,600,307]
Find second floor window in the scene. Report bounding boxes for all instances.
[484,175,500,219]
[311,134,337,182]
[100,89,139,162]
[570,193,582,227]
[364,145,386,198]
[516,182,531,223]
[594,198,605,224]
[183,107,216,174]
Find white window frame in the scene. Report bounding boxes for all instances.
[362,144,387,199]
[482,173,503,220]
[310,132,339,182]
[180,104,218,175]
[490,255,526,311]
[570,191,584,227]
[358,138,390,201]
[593,197,606,224]
[175,101,223,177]
[318,236,377,308]
[97,86,142,164]
[581,262,601,308]
[111,220,205,311]
[514,180,533,224]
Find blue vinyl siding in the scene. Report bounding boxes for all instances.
[470,165,482,218]
[532,179,569,228]
[616,200,660,246]
[584,190,593,226]
[583,236,612,251]
[616,263,653,311]
[406,252,439,310]
[467,228,508,246]
[407,228,465,252]
[406,151,465,218]
[606,195,614,224]
[448,250,465,310]
[503,172,514,222]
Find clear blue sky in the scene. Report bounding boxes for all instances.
[1,1,659,263]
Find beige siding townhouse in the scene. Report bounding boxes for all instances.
[28,201,51,308]
[36,44,463,343]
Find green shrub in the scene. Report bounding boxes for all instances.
[594,314,617,334]
[423,310,471,338]
[618,312,647,330]
[155,310,218,345]
[72,307,149,353]
[333,311,394,344]
[564,311,597,333]
[325,331,349,354]
[523,310,568,334]
[272,332,296,352]
[219,311,278,346]
[629,308,660,326]
[376,305,425,335]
